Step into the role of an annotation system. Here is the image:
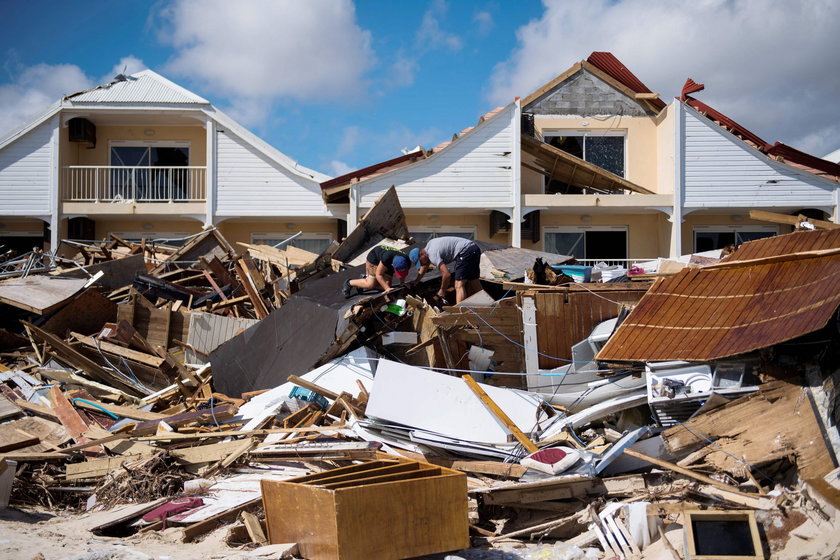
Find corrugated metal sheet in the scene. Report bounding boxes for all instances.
[597,235,840,362]
[587,52,666,111]
[66,70,208,104]
[725,229,840,262]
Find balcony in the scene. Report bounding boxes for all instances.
[62,166,207,203]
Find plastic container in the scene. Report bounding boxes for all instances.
[553,265,592,283]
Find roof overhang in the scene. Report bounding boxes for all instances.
[520,134,655,195]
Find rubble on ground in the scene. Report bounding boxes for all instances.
[1,192,839,560]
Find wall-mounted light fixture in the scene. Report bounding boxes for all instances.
[286,222,296,230]
[142,223,153,230]
[580,214,592,223]
[731,215,744,222]
[581,121,590,127]
[428,215,439,223]
[144,129,155,136]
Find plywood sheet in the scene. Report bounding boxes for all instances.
[0,276,87,314]
[366,359,548,445]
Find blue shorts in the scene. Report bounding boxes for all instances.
[453,243,481,281]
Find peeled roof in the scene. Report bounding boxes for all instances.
[597,230,840,362]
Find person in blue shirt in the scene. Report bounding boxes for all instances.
[343,245,410,298]
[409,237,482,304]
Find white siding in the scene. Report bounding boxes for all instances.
[683,105,836,208]
[358,105,515,208]
[0,121,53,215]
[215,130,329,216]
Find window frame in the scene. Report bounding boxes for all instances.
[109,140,192,167]
[543,225,629,260]
[541,129,627,193]
[692,225,778,253]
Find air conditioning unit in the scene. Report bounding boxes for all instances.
[68,118,96,147]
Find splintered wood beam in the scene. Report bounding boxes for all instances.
[462,375,538,453]
[749,209,840,230]
[622,448,757,498]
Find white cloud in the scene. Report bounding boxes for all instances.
[327,160,354,176]
[488,0,840,156]
[0,62,93,136]
[416,0,462,52]
[160,0,375,121]
[473,10,494,35]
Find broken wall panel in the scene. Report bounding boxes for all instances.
[58,254,147,291]
[210,275,353,396]
[525,285,648,369]
[40,288,117,337]
[0,276,88,315]
[185,311,260,364]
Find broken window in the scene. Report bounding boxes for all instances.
[543,131,625,194]
[544,226,628,262]
[693,226,777,253]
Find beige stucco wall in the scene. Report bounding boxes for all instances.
[533,115,661,193]
[655,104,676,195]
[405,213,499,244]
[522,212,669,259]
[60,125,207,167]
[218,220,340,247]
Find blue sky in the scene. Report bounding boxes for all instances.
[2,0,838,176]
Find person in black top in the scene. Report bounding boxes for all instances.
[343,245,410,298]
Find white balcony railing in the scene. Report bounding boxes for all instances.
[62,166,206,202]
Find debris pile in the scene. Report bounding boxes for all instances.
[1,192,839,559]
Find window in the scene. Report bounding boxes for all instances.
[693,226,777,253]
[109,141,190,201]
[543,130,625,194]
[409,226,477,244]
[251,232,333,255]
[544,226,628,261]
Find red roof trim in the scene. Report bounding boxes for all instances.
[586,52,666,111]
[320,150,425,189]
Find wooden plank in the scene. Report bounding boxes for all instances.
[71,397,166,422]
[69,332,166,368]
[462,375,538,453]
[0,393,21,420]
[49,385,91,441]
[37,368,137,402]
[65,454,144,480]
[0,276,87,314]
[129,404,238,436]
[242,511,268,545]
[233,261,269,319]
[24,323,145,396]
[170,440,256,466]
[622,448,758,498]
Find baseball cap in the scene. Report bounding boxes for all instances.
[393,255,409,278]
[409,248,421,269]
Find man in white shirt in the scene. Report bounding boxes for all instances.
[409,237,482,304]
